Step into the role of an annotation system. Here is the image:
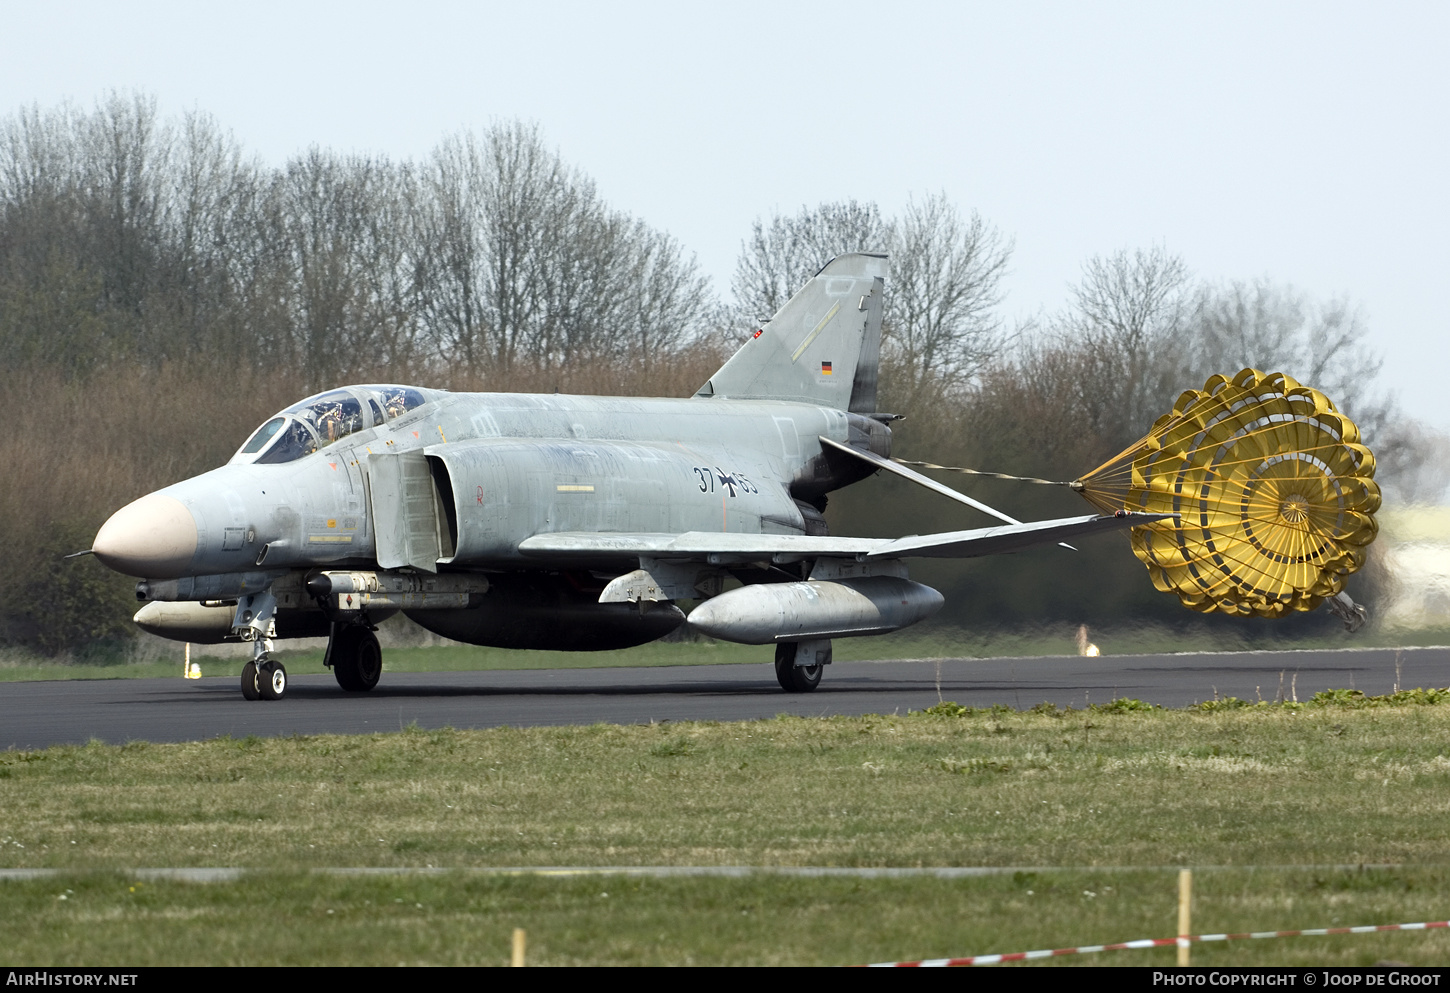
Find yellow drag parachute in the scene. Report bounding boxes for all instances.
[1074,369,1380,618]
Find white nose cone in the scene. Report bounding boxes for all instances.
[93,494,198,578]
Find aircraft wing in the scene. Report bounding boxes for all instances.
[516,512,1172,565]
[517,531,880,564]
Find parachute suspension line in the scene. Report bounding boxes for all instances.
[891,459,1076,488]
[893,456,1356,535]
[1080,437,1367,484]
[1075,426,1364,491]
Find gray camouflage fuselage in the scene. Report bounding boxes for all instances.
[142,393,877,582]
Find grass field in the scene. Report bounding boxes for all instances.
[5,696,1450,964]
[6,868,1450,966]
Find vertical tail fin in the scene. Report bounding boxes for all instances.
[695,253,886,411]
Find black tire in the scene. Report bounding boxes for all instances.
[332,627,382,692]
[774,643,823,693]
[257,660,287,700]
[240,661,261,701]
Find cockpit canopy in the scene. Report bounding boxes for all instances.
[230,385,439,465]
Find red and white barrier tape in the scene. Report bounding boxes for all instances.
[865,919,1450,967]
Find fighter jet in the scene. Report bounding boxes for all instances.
[90,254,1166,700]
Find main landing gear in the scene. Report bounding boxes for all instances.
[328,624,382,692]
[775,640,831,693]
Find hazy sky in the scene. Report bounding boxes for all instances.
[7,2,1447,428]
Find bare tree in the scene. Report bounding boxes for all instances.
[613,222,712,376]
[160,110,261,358]
[884,194,1011,408]
[263,149,420,387]
[998,250,1411,484]
[1,101,713,389]
[1069,247,1190,358]
[1188,279,1384,423]
[729,196,1009,411]
[408,130,491,374]
[0,95,265,371]
[0,95,170,373]
[1048,246,1192,450]
[77,94,171,350]
[474,121,582,373]
[412,122,713,382]
[730,199,889,325]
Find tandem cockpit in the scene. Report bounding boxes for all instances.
[229,385,442,465]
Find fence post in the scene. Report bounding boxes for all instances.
[1177,869,1193,966]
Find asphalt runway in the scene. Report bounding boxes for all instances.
[4,646,1447,750]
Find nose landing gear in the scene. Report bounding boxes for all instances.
[240,660,260,701]
[233,590,287,701]
[239,643,287,701]
[258,659,287,699]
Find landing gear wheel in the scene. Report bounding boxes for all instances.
[775,643,823,693]
[332,627,382,692]
[257,660,287,700]
[240,661,260,701]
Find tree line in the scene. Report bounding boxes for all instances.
[0,96,716,388]
[1,93,1443,656]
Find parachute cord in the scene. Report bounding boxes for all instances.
[891,458,1079,488]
